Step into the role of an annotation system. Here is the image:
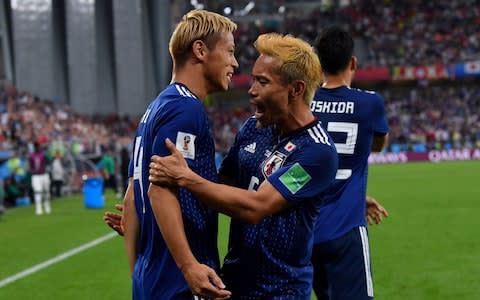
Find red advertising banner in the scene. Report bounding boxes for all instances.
[392,64,450,81]
[231,74,252,88]
[368,148,480,164]
[354,67,391,82]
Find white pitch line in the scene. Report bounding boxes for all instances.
[0,232,118,288]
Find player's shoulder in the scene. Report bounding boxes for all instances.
[239,116,258,132]
[349,87,381,97]
[159,83,201,103]
[299,121,337,154]
[153,83,205,113]
[315,86,382,99]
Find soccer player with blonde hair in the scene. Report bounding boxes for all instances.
[123,9,238,300]
[149,33,338,299]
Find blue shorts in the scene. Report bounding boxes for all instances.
[171,291,209,300]
[311,226,374,300]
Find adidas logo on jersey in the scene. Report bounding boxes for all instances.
[244,142,256,153]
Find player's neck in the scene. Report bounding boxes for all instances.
[321,72,351,89]
[172,67,208,100]
[277,105,315,137]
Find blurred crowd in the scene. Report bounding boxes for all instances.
[231,0,480,73]
[2,0,480,210]
[383,83,480,152]
[2,79,479,210]
[0,86,135,209]
[210,82,480,154]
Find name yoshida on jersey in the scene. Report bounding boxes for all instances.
[312,85,388,243]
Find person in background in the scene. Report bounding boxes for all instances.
[30,142,51,215]
[100,147,117,195]
[310,26,389,300]
[50,150,64,198]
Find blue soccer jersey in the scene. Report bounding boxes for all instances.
[129,83,219,300]
[219,117,338,299]
[311,86,388,243]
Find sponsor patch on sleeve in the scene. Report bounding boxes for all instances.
[175,131,196,159]
[278,163,311,194]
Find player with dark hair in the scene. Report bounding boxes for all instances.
[123,9,238,300]
[310,26,389,300]
[149,33,338,299]
[30,142,51,215]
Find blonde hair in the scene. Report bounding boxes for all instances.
[169,10,237,66]
[254,33,321,104]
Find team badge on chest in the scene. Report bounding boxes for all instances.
[262,151,287,177]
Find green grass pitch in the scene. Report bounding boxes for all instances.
[0,161,479,299]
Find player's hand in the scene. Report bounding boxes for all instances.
[366,195,389,225]
[181,262,231,299]
[103,204,125,236]
[149,138,190,186]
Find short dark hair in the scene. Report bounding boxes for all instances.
[314,26,354,75]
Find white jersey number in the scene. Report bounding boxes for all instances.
[248,176,260,191]
[133,136,146,213]
[327,122,358,180]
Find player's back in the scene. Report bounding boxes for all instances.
[311,86,388,243]
[131,83,220,299]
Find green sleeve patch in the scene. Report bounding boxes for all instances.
[278,163,312,194]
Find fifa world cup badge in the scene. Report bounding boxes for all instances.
[176,131,196,159]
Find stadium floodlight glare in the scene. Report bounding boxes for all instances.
[224,7,232,15]
[190,0,204,10]
[236,1,255,16]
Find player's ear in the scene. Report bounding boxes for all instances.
[350,56,357,71]
[290,80,306,98]
[192,40,207,61]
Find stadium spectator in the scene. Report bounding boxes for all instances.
[50,150,65,198]
[123,9,237,300]
[223,1,480,69]
[30,142,51,215]
[99,147,117,195]
[311,26,389,300]
[149,33,338,299]
[119,147,131,192]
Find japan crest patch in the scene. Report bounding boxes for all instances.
[284,141,296,152]
[176,131,196,159]
[262,151,287,177]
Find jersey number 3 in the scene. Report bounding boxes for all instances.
[327,122,358,180]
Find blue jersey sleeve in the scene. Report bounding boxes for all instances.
[151,100,206,165]
[267,144,338,204]
[371,93,389,135]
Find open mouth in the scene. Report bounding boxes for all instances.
[251,101,265,121]
[227,72,233,82]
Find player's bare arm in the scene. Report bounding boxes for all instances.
[123,178,139,275]
[149,138,289,224]
[148,183,231,299]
